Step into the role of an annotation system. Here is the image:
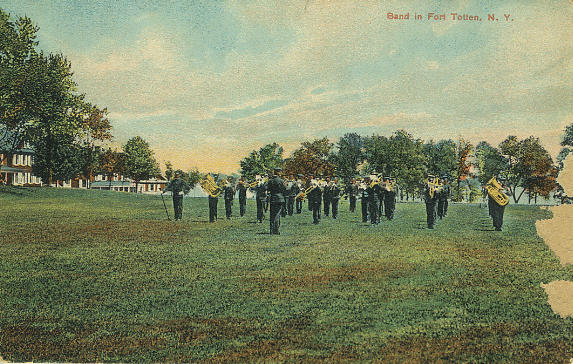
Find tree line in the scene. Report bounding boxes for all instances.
[239,129,570,204]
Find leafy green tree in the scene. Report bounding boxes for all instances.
[77,104,112,182]
[422,139,456,177]
[32,136,83,183]
[330,133,365,180]
[499,135,555,203]
[365,130,426,200]
[283,137,333,177]
[239,143,284,179]
[26,53,86,184]
[164,161,174,181]
[0,8,40,155]
[474,141,507,185]
[123,136,159,191]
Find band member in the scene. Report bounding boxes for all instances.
[323,176,332,217]
[368,174,383,225]
[285,174,297,216]
[253,175,267,223]
[162,172,190,221]
[237,176,248,217]
[307,178,322,224]
[330,178,341,219]
[347,178,358,212]
[383,176,397,221]
[437,176,450,219]
[294,174,303,214]
[267,167,286,235]
[359,176,370,223]
[223,176,235,220]
[423,175,440,229]
[487,177,508,231]
[208,174,220,223]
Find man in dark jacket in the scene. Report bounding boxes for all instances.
[223,176,235,220]
[162,172,191,221]
[237,177,248,217]
[267,167,286,235]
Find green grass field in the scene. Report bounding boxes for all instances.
[1,187,572,363]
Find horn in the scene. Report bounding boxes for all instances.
[200,174,222,197]
[486,177,509,206]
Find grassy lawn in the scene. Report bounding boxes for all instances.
[1,186,572,363]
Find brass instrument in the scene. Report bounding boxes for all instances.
[384,181,393,192]
[427,177,439,199]
[296,185,314,201]
[248,180,259,188]
[200,174,222,197]
[486,177,509,206]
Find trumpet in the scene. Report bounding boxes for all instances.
[486,177,509,206]
[200,174,222,197]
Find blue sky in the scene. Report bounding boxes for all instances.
[3,0,573,173]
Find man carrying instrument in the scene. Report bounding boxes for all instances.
[423,175,440,229]
[208,174,221,223]
[295,174,304,214]
[383,176,397,221]
[162,172,190,221]
[267,167,286,235]
[347,178,359,213]
[368,174,383,225]
[286,174,297,216]
[223,176,236,220]
[237,176,248,217]
[437,175,450,220]
[253,175,267,223]
[330,177,342,219]
[307,178,322,224]
[323,176,333,217]
[487,176,509,231]
[359,176,370,223]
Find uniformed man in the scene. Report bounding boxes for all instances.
[488,177,508,231]
[359,176,370,223]
[294,174,303,214]
[330,177,341,219]
[307,178,322,224]
[437,176,450,220]
[223,176,235,220]
[286,174,297,216]
[323,176,332,217]
[208,174,220,223]
[267,167,286,235]
[162,172,191,221]
[368,174,383,225]
[423,175,440,229]
[253,175,267,223]
[347,178,359,212]
[383,176,397,221]
[237,176,248,217]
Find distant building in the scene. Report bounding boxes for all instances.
[0,134,42,186]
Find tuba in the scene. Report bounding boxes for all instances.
[200,174,222,197]
[486,177,509,206]
[427,177,440,199]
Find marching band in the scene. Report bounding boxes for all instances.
[177,171,509,232]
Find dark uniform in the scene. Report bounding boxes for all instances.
[286,176,297,216]
[437,178,450,219]
[323,177,332,217]
[383,179,397,221]
[368,177,383,225]
[295,175,304,214]
[163,175,190,221]
[267,169,286,235]
[359,178,370,223]
[488,178,507,231]
[223,179,235,219]
[347,179,358,212]
[330,180,341,219]
[254,176,267,223]
[307,181,322,224]
[237,178,248,217]
[208,174,220,223]
[423,181,439,229]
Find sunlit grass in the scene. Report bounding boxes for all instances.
[1,186,572,363]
